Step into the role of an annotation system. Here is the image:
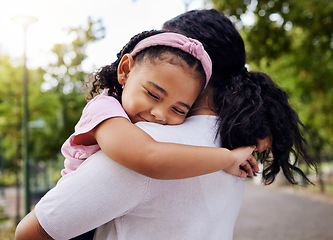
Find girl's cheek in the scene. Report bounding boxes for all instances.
[121,102,132,116]
[171,116,186,125]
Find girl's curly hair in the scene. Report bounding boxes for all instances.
[87,30,205,100]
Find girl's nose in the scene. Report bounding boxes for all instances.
[150,108,167,123]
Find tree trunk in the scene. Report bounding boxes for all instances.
[15,142,21,225]
[316,152,325,193]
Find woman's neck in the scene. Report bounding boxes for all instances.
[188,106,216,116]
[188,88,217,117]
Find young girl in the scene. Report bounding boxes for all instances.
[61,30,258,179]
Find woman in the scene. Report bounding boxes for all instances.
[163,9,316,185]
[15,9,316,240]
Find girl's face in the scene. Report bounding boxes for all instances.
[119,54,203,125]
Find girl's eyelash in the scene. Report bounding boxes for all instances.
[145,88,185,115]
[147,90,159,100]
[173,108,186,115]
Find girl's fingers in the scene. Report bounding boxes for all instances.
[240,161,253,177]
[238,170,248,178]
[247,155,259,172]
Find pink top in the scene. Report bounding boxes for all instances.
[61,91,129,175]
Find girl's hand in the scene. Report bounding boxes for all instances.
[224,146,258,178]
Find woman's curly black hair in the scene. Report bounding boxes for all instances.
[87,29,206,100]
[163,9,317,185]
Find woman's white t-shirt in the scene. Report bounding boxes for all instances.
[35,115,245,240]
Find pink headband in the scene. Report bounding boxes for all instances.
[130,32,212,88]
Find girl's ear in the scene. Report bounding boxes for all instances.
[117,54,134,85]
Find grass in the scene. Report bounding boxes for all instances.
[0,225,15,240]
[305,182,333,195]
[289,180,333,202]
[0,218,9,224]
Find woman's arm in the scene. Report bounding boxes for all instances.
[92,117,257,179]
[16,151,150,239]
[15,210,52,240]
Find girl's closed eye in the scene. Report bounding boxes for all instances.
[147,90,160,100]
[172,107,186,115]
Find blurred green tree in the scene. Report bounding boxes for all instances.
[212,0,333,190]
[43,17,105,158]
[0,17,105,183]
[0,54,25,171]
[0,53,50,193]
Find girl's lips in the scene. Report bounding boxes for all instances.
[137,114,148,122]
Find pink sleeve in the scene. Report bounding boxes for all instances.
[60,95,130,175]
[72,95,129,137]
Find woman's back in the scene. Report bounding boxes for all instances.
[94,115,244,240]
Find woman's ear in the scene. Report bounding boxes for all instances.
[117,54,134,85]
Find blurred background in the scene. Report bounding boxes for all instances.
[0,0,332,239]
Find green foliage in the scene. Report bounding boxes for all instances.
[212,0,333,158]
[0,54,25,169]
[0,17,105,182]
[42,17,105,157]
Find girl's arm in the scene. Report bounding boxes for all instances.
[88,117,257,179]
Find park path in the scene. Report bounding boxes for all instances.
[1,182,333,240]
[234,181,333,240]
